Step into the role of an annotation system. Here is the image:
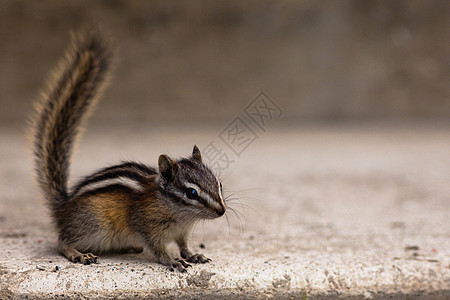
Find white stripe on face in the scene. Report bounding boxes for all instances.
[73,176,144,197]
[184,182,223,211]
[216,177,225,208]
[171,188,202,207]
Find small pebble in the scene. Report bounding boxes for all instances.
[405,245,419,251]
[55,266,61,271]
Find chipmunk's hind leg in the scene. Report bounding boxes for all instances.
[59,241,98,265]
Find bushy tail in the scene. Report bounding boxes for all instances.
[31,30,113,206]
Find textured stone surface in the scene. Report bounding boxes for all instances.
[0,123,449,298]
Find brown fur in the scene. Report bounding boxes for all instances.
[92,193,130,234]
[30,30,225,272]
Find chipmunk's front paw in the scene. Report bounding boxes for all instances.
[175,258,192,269]
[167,259,191,272]
[185,253,211,264]
[159,256,191,272]
[72,253,98,265]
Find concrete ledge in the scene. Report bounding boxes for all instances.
[1,125,449,298]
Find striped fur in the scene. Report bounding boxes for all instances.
[70,162,156,198]
[32,30,112,206]
[31,30,226,272]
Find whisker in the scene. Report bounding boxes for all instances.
[226,206,246,233]
[225,196,261,203]
[224,187,260,196]
[227,203,258,215]
[224,213,231,238]
[218,167,236,183]
[225,196,259,204]
[223,188,263,222]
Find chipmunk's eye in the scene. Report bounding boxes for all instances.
[186,188,198,200]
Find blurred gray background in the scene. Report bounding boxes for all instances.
[0,0,449,128]
[1,2,450,297]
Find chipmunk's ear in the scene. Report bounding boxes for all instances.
[192,145,202,162]
[158,154,177,181]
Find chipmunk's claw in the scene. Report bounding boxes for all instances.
[175,258,192,268]
[169,260,188,272]
[185,253,211,264]
[72,253,98,265]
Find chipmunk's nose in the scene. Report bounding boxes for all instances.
[216,206,225,216]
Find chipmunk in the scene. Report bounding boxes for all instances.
[30,30,226,272]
